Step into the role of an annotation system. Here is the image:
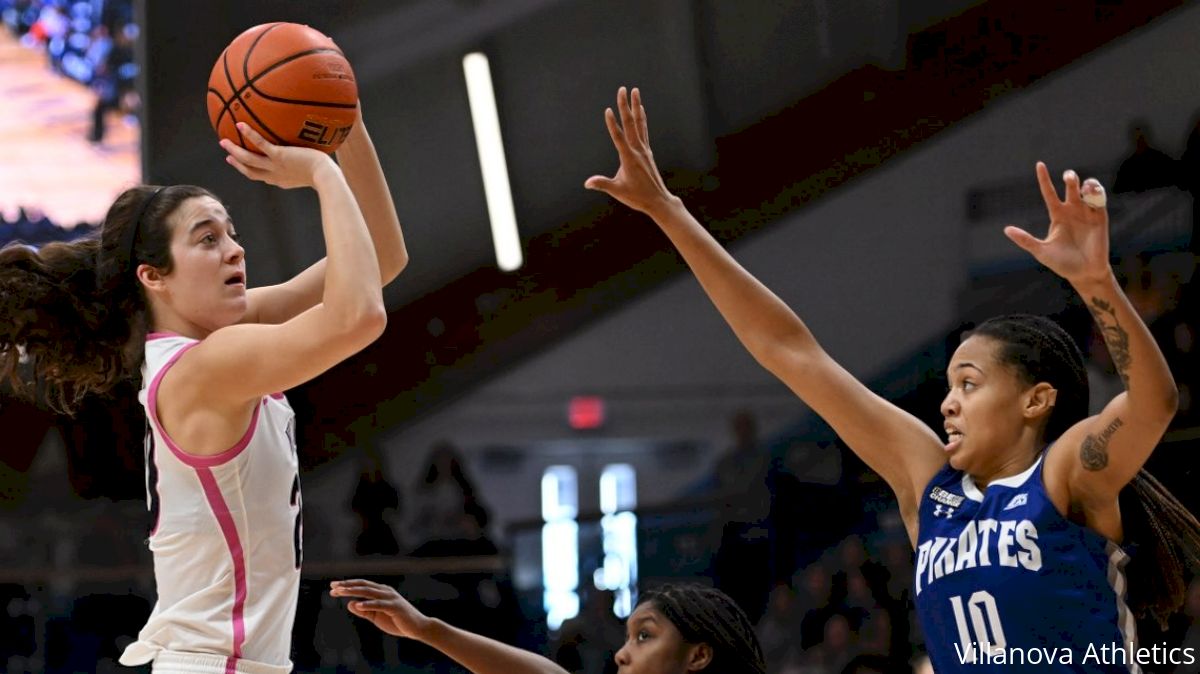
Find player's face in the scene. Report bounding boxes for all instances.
[159,196,247,332]
[941,335,1034,477]
[613,604,708,674]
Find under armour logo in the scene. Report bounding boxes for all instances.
[1004,493,1028,511]
[933,504,956,518]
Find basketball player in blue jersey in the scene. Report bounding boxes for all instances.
[586,87,1200,672]
[1,110,405,673]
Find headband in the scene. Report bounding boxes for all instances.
[122,186,165,270]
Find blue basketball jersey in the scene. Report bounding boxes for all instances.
[914,454,1139,672]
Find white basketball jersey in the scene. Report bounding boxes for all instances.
[120,333,302,674]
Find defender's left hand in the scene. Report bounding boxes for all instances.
[1004,162,1111,286]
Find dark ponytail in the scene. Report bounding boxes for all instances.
[0,184,216,413]
[1120,470,1200,628]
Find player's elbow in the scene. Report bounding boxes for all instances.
[385,246,410,284]
[352,304,388,343]
[329,302,387,349]
[1157,383,1180,418]
[1132,383,1180,429]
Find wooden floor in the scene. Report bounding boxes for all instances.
[0,29,139,226]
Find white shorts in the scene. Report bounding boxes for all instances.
[149,650,292,674]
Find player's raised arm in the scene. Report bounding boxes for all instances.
[239,108,409,326]
[585,87,945,534]
[331,580,571,674]
[163,123,385,413]
[1010,165,1178,503]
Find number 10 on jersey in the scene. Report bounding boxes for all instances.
[950,591,1007,663]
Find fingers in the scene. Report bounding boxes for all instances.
[329,579,393,598]
[235,122,276,156]
[1035,162,1062,209]
[1081,177,1107,209]
[346,602,382,621]
[631,87,649,146]
[221,131,270,168]
[584,175,617,193]
[1003,225,1043,255]
[603,107,631,157]
[1062,169,1082,204]
[331,578,388,589]
[331,585,391,594]
[330,586,392,599]
[224,155,269,183]
[349,599,391,611]
[617,86,637,148]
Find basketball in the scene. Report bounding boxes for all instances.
[207,22,358,154]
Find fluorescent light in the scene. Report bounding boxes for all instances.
[462,52,522,272]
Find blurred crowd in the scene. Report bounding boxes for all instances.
[0,206,97,248]
[2,0,136,90]
[1,0,138,144]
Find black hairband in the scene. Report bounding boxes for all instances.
[122,186,164,270]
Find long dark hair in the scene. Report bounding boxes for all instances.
[637,584,765,674]
[0,184,215,413]
[970,314,1200,627]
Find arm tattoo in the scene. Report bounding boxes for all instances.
[1087,298,1132,387]
[1080,417,1124,471]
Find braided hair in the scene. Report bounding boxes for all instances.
[968,314,1090,443]
[637,584,765,674]
[969,314,1200,627]
[0,184,215,413]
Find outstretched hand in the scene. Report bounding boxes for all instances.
[584,87,678,218]
[1004,162,1112,286]
[330,579,431,639]
[221,122,337,190]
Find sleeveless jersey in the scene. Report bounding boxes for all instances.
[914,454,1138,673]
[119,333,302,674]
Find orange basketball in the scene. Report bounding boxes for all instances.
[207,22,358,154]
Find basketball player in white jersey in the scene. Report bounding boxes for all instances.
[0,103,403,672]
[115,115,405,673]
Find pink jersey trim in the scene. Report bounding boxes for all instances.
[147,342,261,468]
[269,392,285,400]
[195,467,247,668]
[147,331,182,341]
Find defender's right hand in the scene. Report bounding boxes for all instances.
[584,87,679,218]
[330,578,432,639]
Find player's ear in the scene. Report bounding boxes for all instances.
[137,263,168,292]
[684,643,713,672]
[1023,382,1056,420]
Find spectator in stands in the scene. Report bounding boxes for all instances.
[554,588,624,674]
[410,441,495,557]
[351,445,402,557]
[87,24,116,145]
[799,612,859,674]
[710,409,772,622]
[793,561,837,650]
[755,583,803,673]
[1114,119,1178,194]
